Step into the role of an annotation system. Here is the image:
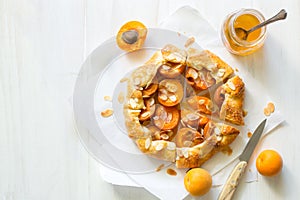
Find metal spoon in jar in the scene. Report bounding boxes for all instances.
[235,9,287,41]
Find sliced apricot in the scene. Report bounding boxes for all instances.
[152,105,179,131]
[198,116,210,128]
[116,21,147,52]
[181,110,210,130]
[158,62,185,78]
[203,122,214,139]
[139,97,155,121]
[158,79,183,107]
[142,83,158,97]
[214,85,225,107]
[186,67,216,90]
[181,109,201,129]
[175,128,204,148]
[187,96,213,114]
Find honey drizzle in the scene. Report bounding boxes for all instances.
[166,168,177,176]
[156,164,165,172]
[221,146,233,156]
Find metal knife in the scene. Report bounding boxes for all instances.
[218,119,267,200]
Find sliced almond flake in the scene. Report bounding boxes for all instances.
[152,116,159,120]
[145,138,151,149]
[149,98,155,106]
[166,83,178,93]
[190,68,198,80]
[214,127,221,136]
[184,37,195,48]
[141,111,150,118]
[101,109,113,117]
[159,94,168,101]
[182,148,189,158]
[160,88,168,94]
[200,128,204,135]
[135,86,143,91]
[160,134,169,140]
[104,95,112,102]
[155,143,164,151]
[120,77,129,83]
[186,113,200,121]
[219,68,226,73]
[267,102,275,113]
[169,95,177,102]
[217,136,223,142]
[264,107,271,116]
[166,112,173,122]
[142,126,150,133]
[128,109,141,113]
[217,69,226,77]
[198,99,205,105]
[174,63,183,70]
[167,142,176,150]
[162,64,171,71]
[227,81,236,90]
[134,97,139,103]
[129,99,137,108]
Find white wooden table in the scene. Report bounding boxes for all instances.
[1,0,299,199]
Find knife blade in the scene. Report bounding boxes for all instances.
[218,119,267,200]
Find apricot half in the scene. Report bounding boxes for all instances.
[175,128,204,148]
[158,79,183,107]
[187,96,213,115]
[116,21,147,52]
[152,105,179,131]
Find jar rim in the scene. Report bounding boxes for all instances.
[229,8,267,47]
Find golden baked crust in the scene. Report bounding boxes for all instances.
[175,121,240,168]
[122,44,244,168]
[186,49,234,90]
[219,76,245,125]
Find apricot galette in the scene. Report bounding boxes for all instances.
[123,44,245,168]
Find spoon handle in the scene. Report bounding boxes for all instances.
[248,9,287,33]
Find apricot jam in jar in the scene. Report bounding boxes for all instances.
[221,9,267,56]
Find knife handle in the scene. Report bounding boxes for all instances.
[218,161,248,200]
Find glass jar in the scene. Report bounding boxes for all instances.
[221,9,267,56]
